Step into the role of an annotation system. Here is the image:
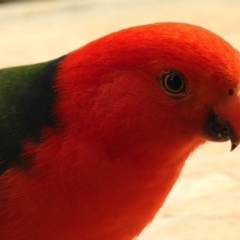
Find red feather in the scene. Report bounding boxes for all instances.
[1,22,240,240]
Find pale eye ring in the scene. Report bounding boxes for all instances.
[159,70,187,97]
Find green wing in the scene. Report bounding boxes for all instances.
[0,56,64,174]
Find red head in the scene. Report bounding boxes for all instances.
[57,22,240,159]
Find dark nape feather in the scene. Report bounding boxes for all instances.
[0,56,65,175]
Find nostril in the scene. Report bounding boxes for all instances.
[228,89,234,96]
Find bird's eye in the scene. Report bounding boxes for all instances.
[159,70,187,97]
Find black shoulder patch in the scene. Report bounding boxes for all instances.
[0,56,65,175]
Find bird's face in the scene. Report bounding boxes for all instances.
[61,22,240,153]
[155,58,240,151]
[98,22,240,151]
[146,23,240,151]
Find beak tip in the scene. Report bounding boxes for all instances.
[231,141,240,151]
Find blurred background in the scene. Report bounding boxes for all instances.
[0,0,240,239]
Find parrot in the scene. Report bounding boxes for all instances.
[0,22,240,240]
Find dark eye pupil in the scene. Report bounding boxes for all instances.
[166,73,183,91]
[160,70,186,96]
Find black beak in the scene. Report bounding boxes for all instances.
[204,112,240,151]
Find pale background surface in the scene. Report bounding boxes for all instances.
[0,0,240,239]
